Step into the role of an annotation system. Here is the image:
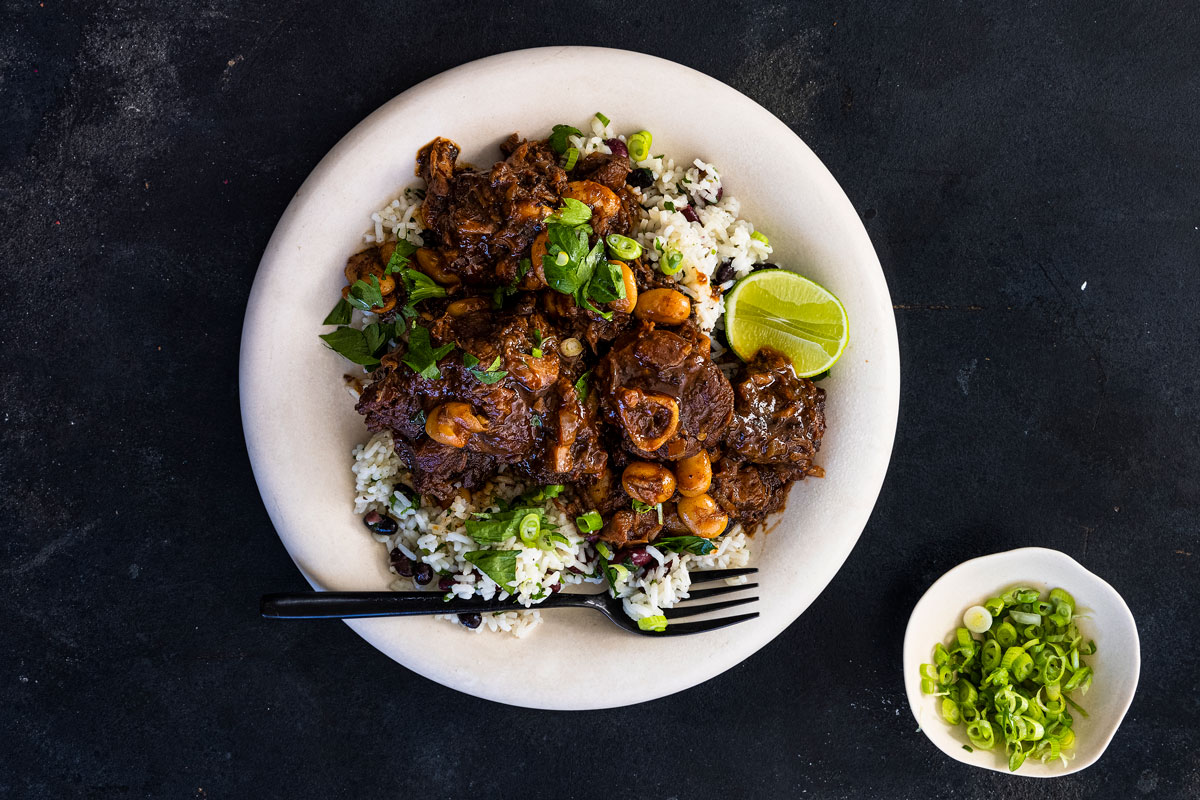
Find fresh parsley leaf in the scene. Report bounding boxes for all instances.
[631,499,656,514]
[548,124,583,154]
[637,615,668,632]
[573,371,591,401]
[463,549,520,590]
[586,258,626,304]
[462,353,480,369]
[548,198,592,226]
[543,224,594,295]
[401,268,448,308]
[654,535,718,556]
[518,258,531,278]
[401,324,455,379]
[663,201,675,212]
[323,298,353,325]
[384,240,419,275]
[362,321,396,355]
[346,275,384,311]
[318,327,379,367]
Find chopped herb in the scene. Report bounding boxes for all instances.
[346,275,384,311]
[384,239,419,275]
[466,507,551,544]
[462,550,520,590]
[654,535,718,556]
[518,258,531,278]
[468,354,507,384]
[663,201,675,212]
[401,269,448,310]
[575,510,603,533]
[637,615,668,632]
[573,371,592,401]
[532,329,543,358]
[401,324,455,380]
[652,153,664,159]
[531,413,542,427]
[548,198,593,227]
[548,124,582,154]
[631,499,655,514]
[586,258,625,304]
[323,298,353,325]
[462,353,479,368]
[517,484,563,503]
[318,326,379,367]
[660,249,684,276]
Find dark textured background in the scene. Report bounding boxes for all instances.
[3,1,1198,797]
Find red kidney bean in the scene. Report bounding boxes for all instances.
[364,511,398,535]
[628,549,653,567]
[604,138,628,159]
[458,613,482,629]
[438,576,456,591]
[680,205,700,224]
[389,549,414,577]
[413,563,434,586]
[550,583,562,593]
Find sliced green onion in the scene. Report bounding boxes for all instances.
[555,251,569,266]
[594,111,610,126]
[921,585,1095,773]
[627,130,652,161]
[660,249,683,275]
[605,233,642,260]
[962,606,993,634]
[575,510,603,533]
[518,513,540,545]
[637,614,667,632]
[563,147,579,171]
[750,230,769,245]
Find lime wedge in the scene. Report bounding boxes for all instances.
[723,269,849,377]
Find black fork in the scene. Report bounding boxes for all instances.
[261,568,759,636]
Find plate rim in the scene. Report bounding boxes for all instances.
[240,45,900,709]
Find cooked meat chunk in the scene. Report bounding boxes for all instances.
[348,129,827,534]
[416,135,565,287]
[724,348,826,474]
[599,508,663,547]
[709,456,793,532]
[594,322,734,460]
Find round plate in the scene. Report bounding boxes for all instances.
[240,46,899,709]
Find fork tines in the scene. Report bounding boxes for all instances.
[688,567,758,585]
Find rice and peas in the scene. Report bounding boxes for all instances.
[351,115,771,636]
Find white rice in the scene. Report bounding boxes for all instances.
[567,114,773,331]
[347,115,766,635]
[352,430,752,635]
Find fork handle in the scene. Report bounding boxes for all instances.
[260,591,586,619]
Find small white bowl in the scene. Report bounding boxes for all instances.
[903,547,1140,777]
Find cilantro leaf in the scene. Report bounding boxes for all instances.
[654,535,718,556]
[384,239,419,275]
[401,324,455,379]
[346,275,384,311]
[463,549,520,590]
[462,353,480,368]
[548,124,582,154]
[323,298,353,325]
[319,327,379,367]
[362,321,396,355]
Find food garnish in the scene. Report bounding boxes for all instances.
[920,585,1096,772]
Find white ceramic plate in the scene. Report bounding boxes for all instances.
[903,547,1141,777]
[240,47,899,709]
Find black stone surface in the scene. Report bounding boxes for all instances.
[3,2,1198,797]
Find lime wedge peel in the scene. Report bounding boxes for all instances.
[723,269,849,377]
